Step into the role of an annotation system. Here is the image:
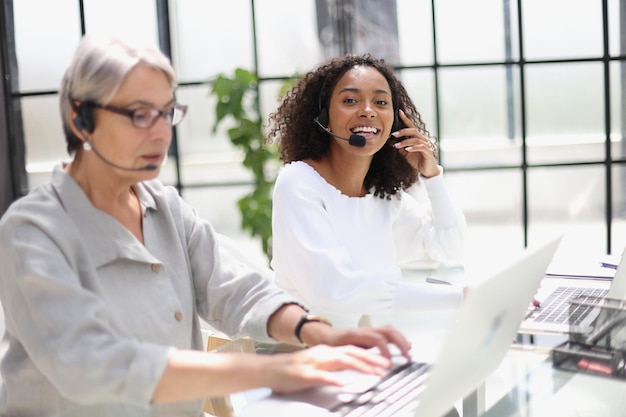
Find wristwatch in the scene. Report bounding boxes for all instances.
[294,314,332,346]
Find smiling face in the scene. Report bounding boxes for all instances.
[326,65,395,153]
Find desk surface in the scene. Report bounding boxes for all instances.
[232,259,626,417]
[44,339,625,417]
[236,338,626,417]
[482,347,626,417]
[50,259,626,417]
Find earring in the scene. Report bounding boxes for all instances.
[83,141,92,151]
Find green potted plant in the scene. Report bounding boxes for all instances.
[209,68,279,260]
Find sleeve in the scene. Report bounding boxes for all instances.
[271,166,463,315]
[394,169,467,265]
[176,195,303,342]
[0,206,171,406]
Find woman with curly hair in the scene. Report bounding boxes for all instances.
[266,54,467,328]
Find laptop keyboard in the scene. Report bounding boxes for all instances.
[331,360,430,417]
[528,286,608,325]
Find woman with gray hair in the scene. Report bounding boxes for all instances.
[0,36,411,417]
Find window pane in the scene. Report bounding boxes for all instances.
[397,0,433,66]
[174,85,251,186]
[525,62,605,164]
[523,0,603,60]
[615,164,626,216]
[13,0,81,91]
[255,0,323,77]
[157,157,178,188]
[259,79,288,122]
[611,61,624,152]
[396,68,436,134]
[182,185,267,262]
[435,0,518,64]
[21,96,66,187]
[609,0,622,57]
[311,0,402,66]
[612,164,626,252]
[446,169,525,272]
[172,0,254,82]
[528,165,607,250]
[84,0,158,45]
[438,66,521,168]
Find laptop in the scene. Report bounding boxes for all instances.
[236,236,562,417]
[519,244,626,335]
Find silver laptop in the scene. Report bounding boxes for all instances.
[236,236,562,417]
[519,244,626,335]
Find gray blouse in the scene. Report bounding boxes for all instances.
[0,164,299,417]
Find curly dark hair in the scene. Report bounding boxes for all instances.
[266,53,433,199]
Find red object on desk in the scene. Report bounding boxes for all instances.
[577,358,613,375]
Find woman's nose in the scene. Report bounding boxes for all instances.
[150,114,174,140]
[358,102,376,117]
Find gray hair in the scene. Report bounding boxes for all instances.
[59,36,177,154]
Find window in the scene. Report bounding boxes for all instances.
[3,0,626,263]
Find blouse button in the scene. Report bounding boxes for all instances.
[174,311,183,321]
[151,264,161,273]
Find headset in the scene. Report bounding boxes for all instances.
[69,99,157,171]
[72,101,95,134]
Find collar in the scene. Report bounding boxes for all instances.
[50,163,161,267]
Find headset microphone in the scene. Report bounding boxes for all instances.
[314,117,367,147]
[84,139,159,171]
[314,79,367,147]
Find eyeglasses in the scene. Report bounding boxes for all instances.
[89,102,188,128]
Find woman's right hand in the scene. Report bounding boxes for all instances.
[264,344,392,394]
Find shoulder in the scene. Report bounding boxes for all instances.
[274,161,326,195]
[1,182,65,228]
[0,182,75,254]
[276,161,318,182]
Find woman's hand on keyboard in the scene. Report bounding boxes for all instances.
[302,324,413,361]
[266,344,391,394]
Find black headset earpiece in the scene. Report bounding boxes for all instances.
[315,107,329,132]
[314,77,331,134]
[73,103,95,134]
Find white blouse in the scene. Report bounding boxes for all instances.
[271,161,467,327]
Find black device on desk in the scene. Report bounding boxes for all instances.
[553,295,626,380]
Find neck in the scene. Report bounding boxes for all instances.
[306,153,372,197]
[66,157,137,213]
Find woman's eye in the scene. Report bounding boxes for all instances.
[133,109,152,122]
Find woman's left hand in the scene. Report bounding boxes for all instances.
[391,109,440,178]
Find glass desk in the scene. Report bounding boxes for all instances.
[480,345,626,417]
[239,339,626,417]
[51,261,626,417]
[47,338,625,417]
